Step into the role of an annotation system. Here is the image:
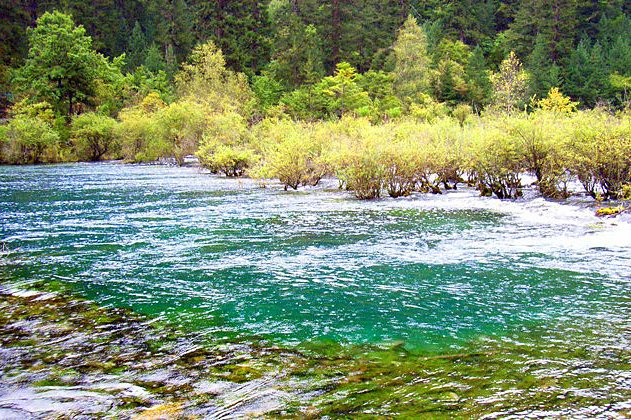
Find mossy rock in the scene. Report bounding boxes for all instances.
[224,364,263,383]
[134,403,184,419]
[595,206,625,217]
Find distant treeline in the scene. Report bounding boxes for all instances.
[2,11,630,204]
[1,0,631,112]
[1,6,630,203]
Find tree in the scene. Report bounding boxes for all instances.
[144,43,167,73]
[430,39,470,106]
[527,34,562,100]
[392,15,431,105]
[267,7,325,89]
[465,46,492,110]
[127,21,147,70]
[563,41,609,107]
[190,0,271,75]
[319,62,371,117]
[153,0,194,65]
[252,73,285,112]
[175,41,255,116]
[13,11,122,118]
[0,100,61,164]
[535,87,578,113]
[507,0,580,62]
[489,51,529,114]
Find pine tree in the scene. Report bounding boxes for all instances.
[564,40,609,106]
[190,0,271,75]
[507,0,580,63]
[153,0,194,65]
[465,46,492,110]
[392,15,431,105]
[144,43,167,73]
[127,21,147,70]
[527,34,562,99]
[267,5,324,88]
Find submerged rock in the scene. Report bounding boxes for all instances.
[0,287,312,418]
[595,206,626,217]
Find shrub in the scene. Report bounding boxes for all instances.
[0,101,61,164]
[115,94,164,162]
[152,101,206,165]
[327,120,387,199]
[197,112,256,176]
[568,112,631,199]
[201,145,256,177]
[254,119,326,190]
[71,112,118,161]
[504,112,570,198]
[468,124,523,199]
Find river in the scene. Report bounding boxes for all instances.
[1,163,630,417]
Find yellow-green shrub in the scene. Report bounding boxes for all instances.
[0,101,62,164]
[197,112,256,176]
[503,112,571,198]
[115,93,165,162]
[151,101,206,165]
[71,112,118,161]
[253,119,327,190]
[567,112,631,199]
[467,123,523,199]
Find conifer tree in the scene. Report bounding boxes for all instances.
[392,15,431,105]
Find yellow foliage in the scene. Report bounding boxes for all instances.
[536,88,579,114]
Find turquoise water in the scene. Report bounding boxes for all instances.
[1,163,630,352]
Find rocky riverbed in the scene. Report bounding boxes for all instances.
[2,284,630,419]
[0,286,319,418]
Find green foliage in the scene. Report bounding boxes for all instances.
[267,9,325,89]
[409,95,449,123]
[503,112,569,198]
[252,119,326,190]
[319,63,371,117]
[567,112,631,199]
[127,21,147,70]
[563,41,609,107]
[13,11,123,118]
[175,41,255,116]
[2,0,630,183]
[392,16,431,105]
[197,112,256,176]
[71,112,118,161]
[452,104,473,126]
[526,34,562,100]
[252,74,285,113]
[190,0,271,75]
[464,47,492,111]
[535,88,578,114]
[489,52,530,114]
[468,123,523,199]
[0,101,62,164]
[115,93,165,162]
[152,101,206,165]
[143,44,167,74]
[201,145,256,177]
[430,40,470,106]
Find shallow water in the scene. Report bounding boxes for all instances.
[1,163,630,352]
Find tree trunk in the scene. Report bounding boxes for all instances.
[331,0,341,66]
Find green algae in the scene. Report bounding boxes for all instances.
[0,286,629,417]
